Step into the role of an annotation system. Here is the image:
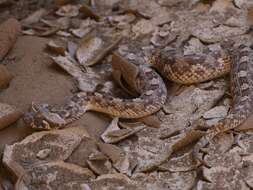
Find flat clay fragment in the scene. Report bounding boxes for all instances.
[0,18,21,61]
[0,103,22,130]
[0,64,13,89]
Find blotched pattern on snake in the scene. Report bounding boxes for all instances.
[23,43,253,162]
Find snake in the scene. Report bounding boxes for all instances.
[23,64,168,129]
[192,44,253,162]
[23,42,253,162]
[149,44,253,161]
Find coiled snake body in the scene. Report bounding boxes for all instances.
[193,44,253,160]
[23,44,253,161]
[23,65,167,129]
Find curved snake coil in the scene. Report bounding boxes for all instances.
[23,44,253,162]
[192,44,253,161]
[150,44,253,161]
[23,65,167,129]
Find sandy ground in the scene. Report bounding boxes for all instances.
[0,36,109,185]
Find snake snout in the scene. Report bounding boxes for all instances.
[23,103,57,130]
[23,109,52,130]
[23,112,35,127]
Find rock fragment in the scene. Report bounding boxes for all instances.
[101,118,145,143]
[89,174,136,190]
[203,106,229,119]
[76,32,121,66]
[0,65,13,89]
[15,161,95,190]
[56,4,80,17]
[3,127,90,177]
[21,9,47,26]
[132,19,155,37]
[0,103,22,130]
[0,18,21,61]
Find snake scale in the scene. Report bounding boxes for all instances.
[193,44,253,161]
[23,65,168,129]
[23,42,253,162]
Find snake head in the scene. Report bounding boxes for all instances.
[23,103,66,130]
[149,50,176,73]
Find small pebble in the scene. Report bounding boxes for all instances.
[81,184,92,190]
[36,148,51,159]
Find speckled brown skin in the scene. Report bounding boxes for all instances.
[192,44,253,162]
[23,47,233,131]
[150,48,231,84]
[150,45,253,162]
[24,44,253,165]
[23,65,167,129]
